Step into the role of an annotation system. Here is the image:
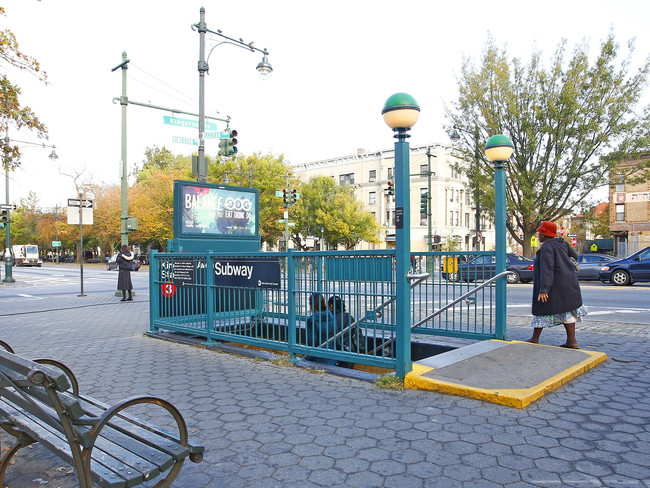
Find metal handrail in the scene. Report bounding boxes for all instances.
[371,270,513,354]
[318,272,430,350]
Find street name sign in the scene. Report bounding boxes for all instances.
[205,131,230,139]
[172,136,198,146]
[52,240,61,247]
[67,199,93,208]
[163,116,217,131]
[0,204,16,210]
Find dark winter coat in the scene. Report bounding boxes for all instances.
[531,238,582,316]
[116,251,134,291]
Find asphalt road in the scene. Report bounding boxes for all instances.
[1,263,649,325]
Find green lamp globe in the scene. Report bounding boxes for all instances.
[484,134,514,162]
[382,93,420,129]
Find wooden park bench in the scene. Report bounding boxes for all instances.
[0,343,204,487]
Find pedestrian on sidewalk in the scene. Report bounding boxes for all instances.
[527,221,587,348]
[116,245,134,302]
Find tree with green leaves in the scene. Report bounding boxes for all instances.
[208,152,292,247]
[1,7,48,170]
[447,33,649,257]
[290,176,380,250]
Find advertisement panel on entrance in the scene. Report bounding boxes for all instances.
[174,181,258,239]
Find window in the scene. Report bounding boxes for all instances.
[368,191,376,205]
[616,204,625,221]
[339,173,355,185]
[449,211,453,225]
[455,211,459,226]
[387,167,394,179]
[456,190,459,203]
[466,192,471,205]
[465,213,470,228]
[615,174,625,193]
[369,170,377,182]
[420,164,428,175]
[449,189,453,202]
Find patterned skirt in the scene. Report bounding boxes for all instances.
[531,305,589,328]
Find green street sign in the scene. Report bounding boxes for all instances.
[172,136,198,146]
[205,131,230,139]
[52,241,61,247]
[163,116,217,131]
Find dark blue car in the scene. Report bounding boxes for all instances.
[599,247,650,286]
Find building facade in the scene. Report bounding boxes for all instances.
[291,144,495,251]
[610,157,650,256]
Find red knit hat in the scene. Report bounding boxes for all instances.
[536,221,557,237]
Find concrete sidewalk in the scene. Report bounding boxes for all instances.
[0,294,649,487]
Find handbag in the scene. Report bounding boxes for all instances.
[130,261,137,271]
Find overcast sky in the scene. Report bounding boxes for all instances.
[3,0,650,208]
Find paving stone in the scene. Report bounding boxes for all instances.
[2,296,650,488]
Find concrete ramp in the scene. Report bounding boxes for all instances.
[405,340,607,408]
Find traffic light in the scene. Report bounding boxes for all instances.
[1,210,7,229]
[218,139,228,156]
[420,192,428,213]
[433,235,441,244]
[282,189,288,208]
[218,129,238,156]
[386,180,394,195]
[226,129,238,155]
[291,189,297,204]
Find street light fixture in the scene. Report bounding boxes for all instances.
[450,124,482,251]
[381,92,420,379]
[484,134,514,340]
[193,7,272,182]
[2,136,58,283]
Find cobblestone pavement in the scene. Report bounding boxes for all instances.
[0,295,648,487]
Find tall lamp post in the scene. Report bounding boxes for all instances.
[484,134,514,340]
[2,136,58,283]
[381,92,420,379]
[193,7,272,182]
[450,125,481,250]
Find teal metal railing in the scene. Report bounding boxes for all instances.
[149,249,505,372]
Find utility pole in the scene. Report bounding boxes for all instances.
[196,8,208,182]
[473,126,481,251]
[111,52,130,246]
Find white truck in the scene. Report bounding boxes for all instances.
[12,244,42,267]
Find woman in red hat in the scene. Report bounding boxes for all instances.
[527,221,587,348]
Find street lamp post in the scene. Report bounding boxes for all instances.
[382,92,420,379]
[450,125,481,250]
[223,168,254,187]
[484,134,514,340]
[2,135,58,283]
[193,7,272,182]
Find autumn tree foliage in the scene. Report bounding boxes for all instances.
[0,7,48,170]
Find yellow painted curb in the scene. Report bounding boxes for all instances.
[405,341,607,408]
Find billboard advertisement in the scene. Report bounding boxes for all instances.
[174,180,258,239]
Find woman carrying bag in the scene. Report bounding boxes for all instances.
[116,245,135,302]
[527,221,587,348]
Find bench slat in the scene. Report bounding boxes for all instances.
[78,396,190,461]
[0,402,131,488]
[0,352,70,392]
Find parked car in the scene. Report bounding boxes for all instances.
[575,253,617,280]
[444,253,534,284]
[106,253,141,271]
[599,247,650,286]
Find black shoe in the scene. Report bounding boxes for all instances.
[126,297,133,301]
[120,298,127,302]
